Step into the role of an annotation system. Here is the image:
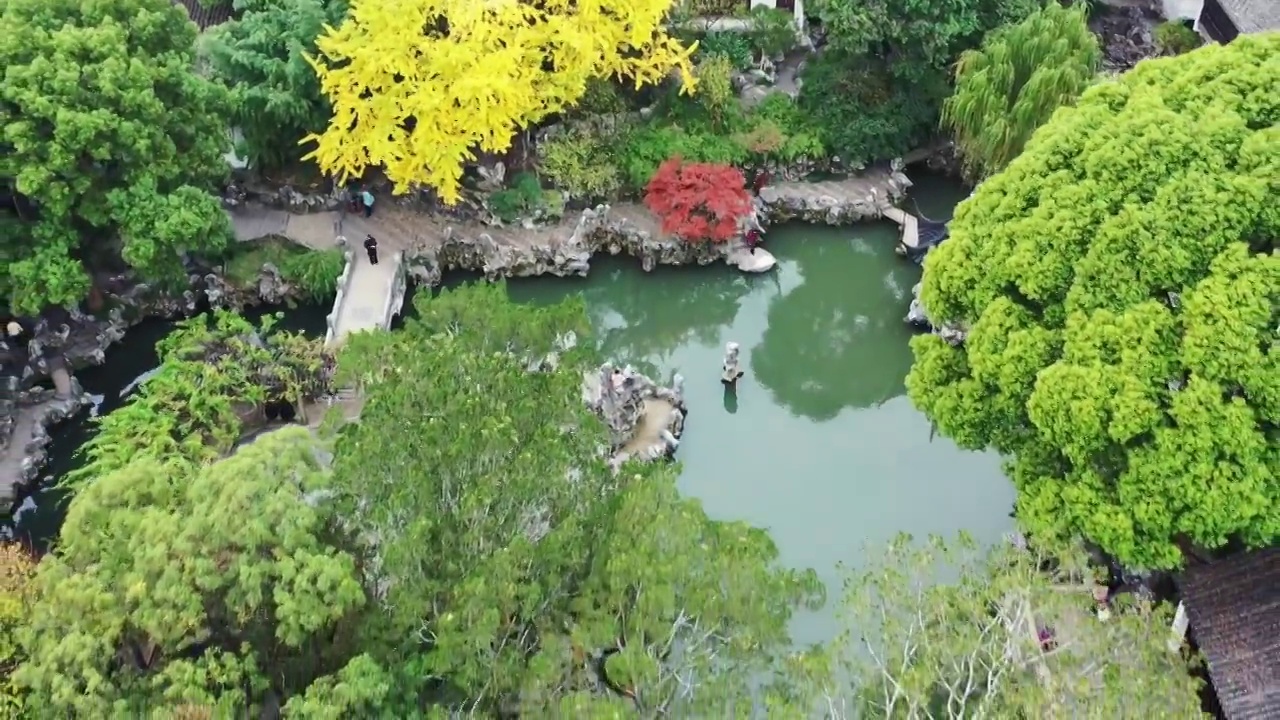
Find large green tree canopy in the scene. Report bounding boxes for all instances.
[17,427,368,717]
[0,0,233,314]
[330,283,822,715]
[15,285,821,715]
[907,35,1279,570]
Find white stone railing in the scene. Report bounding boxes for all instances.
[378,252,408,331]
[324,239,356,348]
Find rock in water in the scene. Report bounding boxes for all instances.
[727,245,777,273]
[721,342,744,385]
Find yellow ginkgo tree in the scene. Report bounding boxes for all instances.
[303,0,697,204]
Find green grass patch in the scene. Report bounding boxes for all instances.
[222,237,346,302]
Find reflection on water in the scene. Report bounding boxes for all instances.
[505,213,1013,645]
[10,173,1009,645]
[752,223,916,420]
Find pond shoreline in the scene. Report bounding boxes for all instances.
[3,166,923,509]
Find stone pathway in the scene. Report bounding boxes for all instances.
[1,402,50,507]
[880,206,921,248]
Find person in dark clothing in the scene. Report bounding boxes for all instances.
[750,168,770,196]
[364,234,379,265]
[745,228,763,255]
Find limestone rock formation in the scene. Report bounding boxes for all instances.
[0,376,92,506]
[726,244,777,273]
[758,170,911,225]
[721,342,745,385]
[582,363,686,470]
[904,282,968,345]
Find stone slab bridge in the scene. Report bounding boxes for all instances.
[227,207,407,348]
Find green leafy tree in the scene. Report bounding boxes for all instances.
[812,0,1040,85]
[800,0,1038,164]
[942,3,1100,180]
[68,310,333,487]
[331,283,822,714]
[203,0,346,171]
[0,0,234,314]
[907,36,1280,570]
[805,535,1205,717]
[16,428,368,716]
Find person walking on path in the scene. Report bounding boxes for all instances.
[364,234,379,265]
[361,189,375,218]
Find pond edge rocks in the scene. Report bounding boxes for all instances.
[2,167,913,507]
[1,379,92,507]
[404,167,912,286]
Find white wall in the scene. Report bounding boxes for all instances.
[750,0,804,26]
[1162,0,1204,21]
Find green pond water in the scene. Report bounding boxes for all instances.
[498,179,1014,643]
[5,173,1014,645]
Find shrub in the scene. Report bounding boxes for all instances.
[574,77,628,116]
[747,7,797,59]
[741,94,827,162]
[695,54,738,129]
[1154,21,1201,55]
[798,52,939,165]
[618,125,748,189]
[277,248,346,302]
[538,128,622,200]
[644,159,753,242]
[689,0,743,15]
[222,238,344,301]
[735,121,787,157]
[490,172,567,222]
[779,130,825,162]
[698,32,754,71]
[750,91,805,127]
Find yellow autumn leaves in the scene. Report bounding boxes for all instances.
[302,0,697,204]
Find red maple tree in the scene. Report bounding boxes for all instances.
[643,159,753,243]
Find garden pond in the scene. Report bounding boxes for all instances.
[4,173,1015,644]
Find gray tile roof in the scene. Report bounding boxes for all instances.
[1178,547,1280,720]
[171,0,234,32]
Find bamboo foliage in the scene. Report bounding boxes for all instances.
[941,3,1100,180]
